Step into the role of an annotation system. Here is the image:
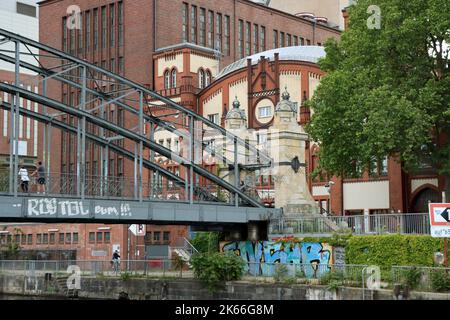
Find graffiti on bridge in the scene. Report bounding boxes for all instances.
[27,198,132,217]
[221,241,332,278]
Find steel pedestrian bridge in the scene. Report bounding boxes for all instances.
[0,28,281,225]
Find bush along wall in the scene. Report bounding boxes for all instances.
[345,234,445,270]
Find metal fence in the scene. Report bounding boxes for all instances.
[244,262,367,283]
[391,266,450,292]
[0,259,192,278]
[270,213,431,236]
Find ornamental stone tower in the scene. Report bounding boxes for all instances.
[223,97,257,194]
[267,88,318,216]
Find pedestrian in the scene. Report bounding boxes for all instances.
[18,165,30,193]
[32,161,46,194]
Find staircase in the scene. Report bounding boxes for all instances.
[54,275,79,298]
[170,237,199,267]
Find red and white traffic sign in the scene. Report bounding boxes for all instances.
[428,203,450,238]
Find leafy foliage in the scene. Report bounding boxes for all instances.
[402,267,422,289]
[190,232,220,253]
[307,0,450,194]
[430,270,450,292]
[345,235,444,274]
[191,252,245,292]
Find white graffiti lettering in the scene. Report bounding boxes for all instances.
[27,198,132,218]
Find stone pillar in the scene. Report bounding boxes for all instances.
[268,88,317,216]
[223,97,257,190]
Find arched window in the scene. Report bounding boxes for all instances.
[205,70,211,86]
[198,69,205,89]
[171,69,177,88]
[164,70,170,89]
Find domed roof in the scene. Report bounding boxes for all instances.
[226,96,247,120]
[275,88,297,113]
[216,46,326,79]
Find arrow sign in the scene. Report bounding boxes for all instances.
[129,224,145,236]
[428,203,450,238]
[441,208,450,223]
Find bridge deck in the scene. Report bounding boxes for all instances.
[0,195,280,225]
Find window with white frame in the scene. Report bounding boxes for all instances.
[199,69,205,88]
[164,70,170,89]
[258,106,272,118]
[208,113,219,124]
[171,69,177,88]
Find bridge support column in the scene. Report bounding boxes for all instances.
[9,40,20,196]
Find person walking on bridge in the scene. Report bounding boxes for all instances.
[18,165,30,193]
[32,161,46,194]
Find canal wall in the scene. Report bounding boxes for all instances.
[0,274,448,300]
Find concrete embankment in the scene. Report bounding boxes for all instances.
[0,274,448,300]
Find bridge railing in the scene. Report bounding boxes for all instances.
[0,259,192,278]
[0,170,238,203]
[270,213,431,236]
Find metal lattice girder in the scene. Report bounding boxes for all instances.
[0,51,250,168]
[0,28,273,208]
[0,28,271,165]
[0,100,183,186]
[0,82,262,207]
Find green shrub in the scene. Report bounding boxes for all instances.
[191,252,245,292]
[430,270,450,292]
[190,232,220,253]
[273,264,289,282]
[345,235,444,274]
[402,267,422,289]
[120,272,131,281]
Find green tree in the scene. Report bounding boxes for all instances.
[190,232,220,253]
[307,0,450,197]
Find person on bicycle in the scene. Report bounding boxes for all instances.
[112,250,121,272]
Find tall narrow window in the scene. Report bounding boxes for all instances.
[93,8,98,50]
[171,69,177,88]
[273,30,278,48]
[118,57,124,74]
[110,58,115,73]
[215,13,222,52]
[190,6,197,44]
[110,3,115,47]
[224,15,230,56]
[245,22,251,56]
[253,24,258,53]
[260,26,266,52]
[280,32,285,47]
[293,35,298,46]
[205,71,211,86]
[208,11,214,49]
[199,8,206,46]
[118,2,123,46]
[70,26,75,53]
[62,17,67,51]
[238,20,244,58]
[101,6,106,48]
[287,33,291,46]
[182,3,188,42]
[300,37,305,45]
[78,12,83,52]
[198,69,205,88]
[164,70,170,89]
[85,11,91,51]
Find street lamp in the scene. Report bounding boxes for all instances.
[324,181,335,216]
